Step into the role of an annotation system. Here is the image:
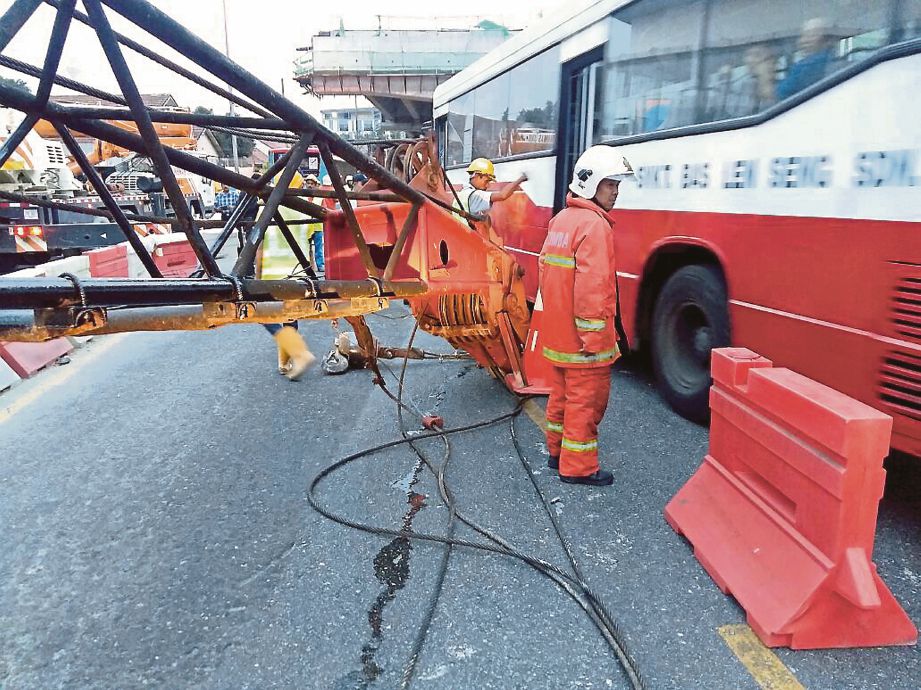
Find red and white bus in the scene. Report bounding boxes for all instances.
[433,0,921,454]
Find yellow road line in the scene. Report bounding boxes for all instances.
[718,624,806,690]
[0,334,125,426]
[522,398,546,431]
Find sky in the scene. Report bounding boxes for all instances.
[1,0,569,120]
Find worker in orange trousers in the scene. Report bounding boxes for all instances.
[538,145,634,486]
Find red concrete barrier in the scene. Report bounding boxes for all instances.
[0,339,72,378]
[153,236,199,277]
[86,244,129,277]
[665,347,917,649]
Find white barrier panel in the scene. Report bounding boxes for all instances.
[38,255,91,279]
[127,236,160,278]
[0,357,20,392]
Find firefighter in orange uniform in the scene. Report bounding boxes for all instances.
[538,145,634,486]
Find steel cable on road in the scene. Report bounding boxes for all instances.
[389,325,644,689]
[307,326,645,689]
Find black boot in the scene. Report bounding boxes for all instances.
[560,470,613,486]
[548,455,559,470]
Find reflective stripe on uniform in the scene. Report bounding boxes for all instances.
[546,420,563,434]
[543,345,619,364]
[541,253,575,268]
[561,437,598,453]
[575,317,606,332]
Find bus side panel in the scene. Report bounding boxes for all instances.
[730,288,921,458]
[612,207,921,453]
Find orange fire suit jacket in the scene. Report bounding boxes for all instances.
[537,194,621,368]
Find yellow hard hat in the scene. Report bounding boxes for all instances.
[466,158,495,179]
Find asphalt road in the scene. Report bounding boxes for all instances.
[0,306,919,689]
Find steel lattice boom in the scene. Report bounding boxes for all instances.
[0,0,535,390]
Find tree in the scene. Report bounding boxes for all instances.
[0,76,30,93]
[193,105,254,158]
[517,101,557,127]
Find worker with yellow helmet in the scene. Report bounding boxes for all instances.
[454,158,528,217]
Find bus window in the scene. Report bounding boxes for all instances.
[505,48,559,156]
[472,73,510,160]
[443,46,560,168]
[596,1,705,139]
[597,0,912,138]
[897,0,921,40]
[716,1,890,104]
[446,91,474,167]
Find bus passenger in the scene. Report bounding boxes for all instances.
[454,158,528,217]
[539,145,634,487]
[777,18,835,100]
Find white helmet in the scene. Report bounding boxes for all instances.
[568,145,635,198]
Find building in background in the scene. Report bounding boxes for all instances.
[321,106,382,139]
[191,126,222,160]
[294,18,516,134]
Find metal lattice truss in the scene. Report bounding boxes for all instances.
[0,0,475,340]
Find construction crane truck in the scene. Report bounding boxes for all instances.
[0,108,214,273]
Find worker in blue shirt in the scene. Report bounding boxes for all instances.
[215,184,240,221]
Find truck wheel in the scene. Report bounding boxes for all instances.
[651,264,729,423]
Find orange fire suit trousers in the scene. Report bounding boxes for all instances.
[544,365,612,477]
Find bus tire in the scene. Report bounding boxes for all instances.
[651,264,729,424]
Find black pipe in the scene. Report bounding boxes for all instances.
[100,0,428,207]
[84,0,222,277]
[0,113,38,169]
[286,188,405,203]
[232,134,312,276]
[54,123,163,277]
[0,53,127,106]
[0,84,330,220]
[0,277,427,308]
[272,213,318,279]
[0,0,41,53]
[206,147,302,258]
[33,0,74,106]
[44,0,272,118]
[51,105,293,131]
[319,140,379,277]
[0,0,72,168]
[206,196,254,261]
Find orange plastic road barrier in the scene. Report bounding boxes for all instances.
[665,347,917,649]
[0,339,72,378]
[153,237,199,277]
[86,244,129,278]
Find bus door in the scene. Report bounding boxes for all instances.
[555,46,605,212]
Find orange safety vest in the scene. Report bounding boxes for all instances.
[538,194,620,368]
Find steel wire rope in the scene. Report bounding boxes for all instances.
[306,408,644,688]
[388,324,462,688]
[387,326,643,688]
[508,416,644,687]
[308,324,645,688]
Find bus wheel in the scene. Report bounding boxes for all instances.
[651,264,729,423]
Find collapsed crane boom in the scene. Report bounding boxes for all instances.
[0,0,538,390]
